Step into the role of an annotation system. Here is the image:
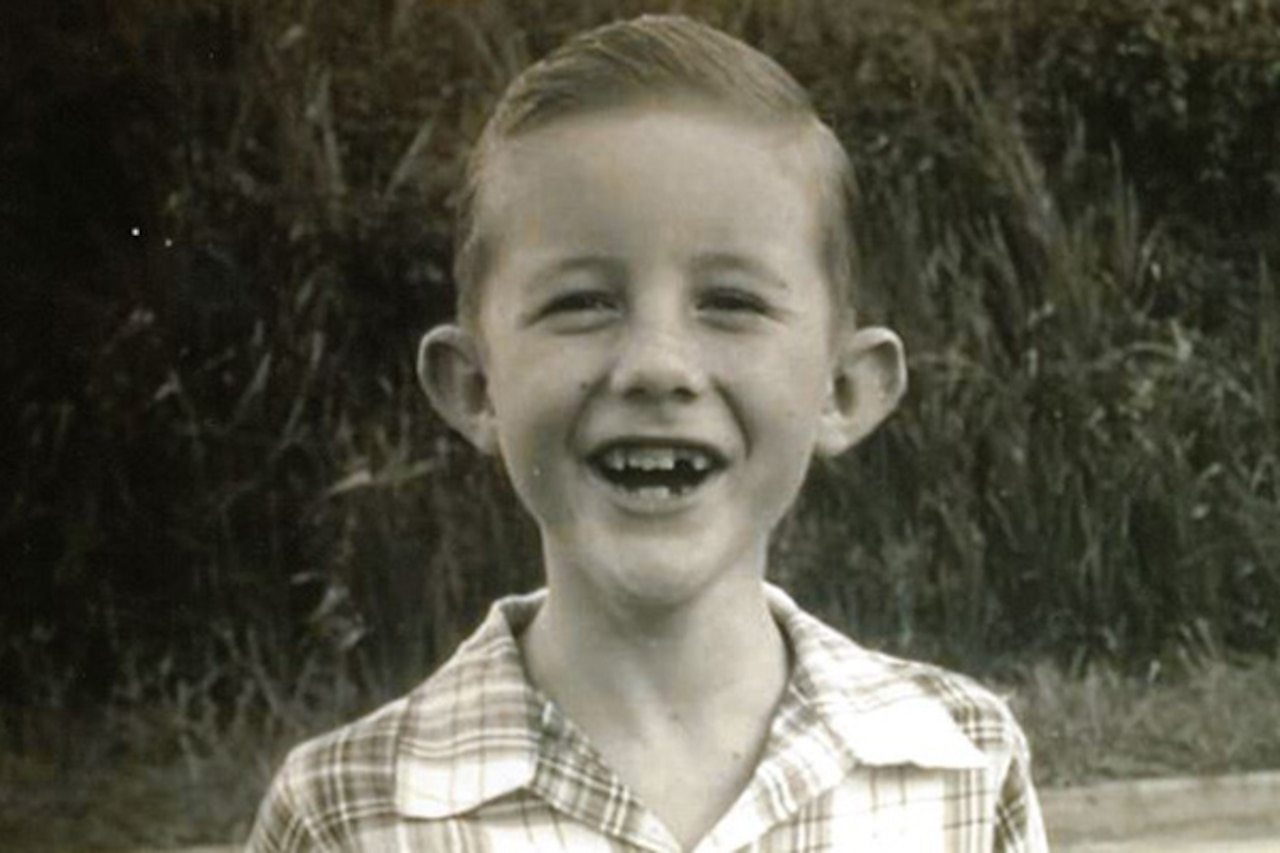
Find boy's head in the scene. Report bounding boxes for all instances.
[452,14,859,332]
[419,15,906,605]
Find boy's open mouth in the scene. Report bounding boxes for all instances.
[588,442,725,499]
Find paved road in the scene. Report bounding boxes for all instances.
[1054,814,1280,851]
[1044,771,1280,852]
[1062,834,1280,852]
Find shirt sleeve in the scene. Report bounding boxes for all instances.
[993,722,1050,853]
[246,754,326,853]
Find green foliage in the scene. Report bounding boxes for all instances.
[3,0,1278,742]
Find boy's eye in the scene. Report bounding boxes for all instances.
[535,290,620,329]
[544,291,616,314]
[698,287,774,319]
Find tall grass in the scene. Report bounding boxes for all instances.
[1010,653,1280,786]
[3,0,1278,789]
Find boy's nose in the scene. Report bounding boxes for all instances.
[608,319,708,402]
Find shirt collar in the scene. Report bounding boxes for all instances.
[394,590,547,819]
[764,584,987,770]
[394,584,985,822]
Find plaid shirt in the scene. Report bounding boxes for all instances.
[248,586,1047,852]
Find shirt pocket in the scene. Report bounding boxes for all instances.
[823,767,949,852]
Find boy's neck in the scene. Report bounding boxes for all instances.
[519,572,789,846]
[522,573,788,722]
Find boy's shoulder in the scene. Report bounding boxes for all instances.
[773,591,1047,850]
[253,593,542,846]
[252,695,409,849]
[769,585,1027,769]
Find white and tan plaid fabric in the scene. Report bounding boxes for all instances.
[248,585,1047,852]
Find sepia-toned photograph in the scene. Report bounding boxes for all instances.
[4,1,1278,850]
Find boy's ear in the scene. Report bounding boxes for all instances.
[815,326,907,458]
[417,325,498,454]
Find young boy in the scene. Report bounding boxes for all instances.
[250,15,1047,852]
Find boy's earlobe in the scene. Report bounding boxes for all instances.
[815,327,907,458]
[417,326,498,454]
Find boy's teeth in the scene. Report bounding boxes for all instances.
[599,446,716,472]
[637,448,674,470]
[685,450,710,472]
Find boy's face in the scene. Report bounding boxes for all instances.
[421,105,904,609]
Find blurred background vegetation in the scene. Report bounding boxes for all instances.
[2,0,1279,846]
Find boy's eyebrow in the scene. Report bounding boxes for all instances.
[691,251,792,292]
[526,255,624,290]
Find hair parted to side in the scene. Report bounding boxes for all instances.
[452,14,860,329]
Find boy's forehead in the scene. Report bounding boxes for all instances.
[493,102,820,176]
[473,105,828,248]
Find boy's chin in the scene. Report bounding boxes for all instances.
[549,533,768,614]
